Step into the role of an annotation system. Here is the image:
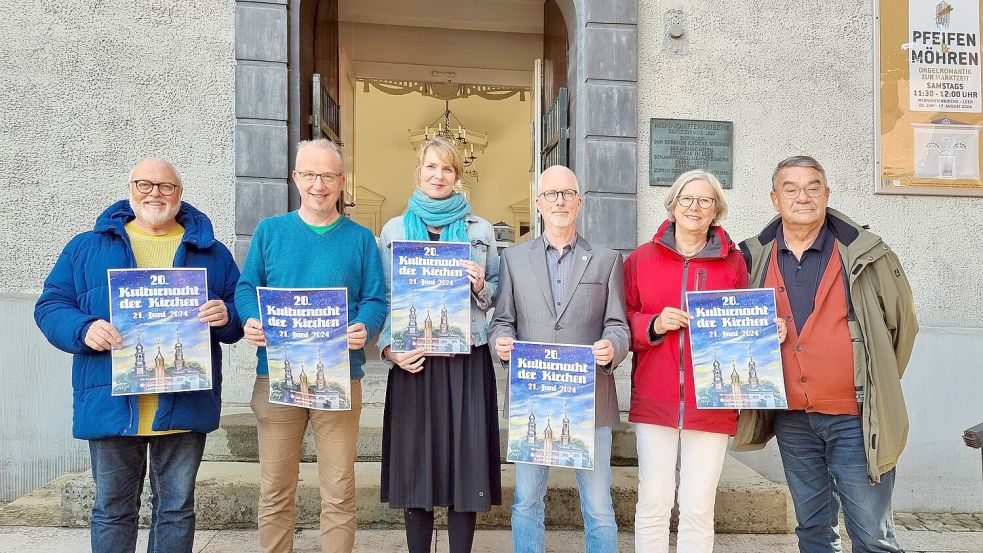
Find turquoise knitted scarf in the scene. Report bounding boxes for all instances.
[403,189,471,242]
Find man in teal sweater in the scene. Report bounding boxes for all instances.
[235,139,387,553]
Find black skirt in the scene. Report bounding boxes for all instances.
[381,344,502,512]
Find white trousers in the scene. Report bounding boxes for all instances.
[634,423,729,553]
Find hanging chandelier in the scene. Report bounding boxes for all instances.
[409,99,488,180]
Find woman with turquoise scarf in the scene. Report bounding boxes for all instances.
[377,138,502,553]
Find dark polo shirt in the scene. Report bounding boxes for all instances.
[545,235,577,310]
[776,221,835,335]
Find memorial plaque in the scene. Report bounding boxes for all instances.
[649,118,734,188]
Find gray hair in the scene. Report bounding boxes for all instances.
[772,156,826,189]
[664,169,729,225]
[127,158,182,186]
[296,138,345,173]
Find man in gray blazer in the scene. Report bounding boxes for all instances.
[490,165,630,553]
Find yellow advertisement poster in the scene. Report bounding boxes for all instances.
[878,0,983,196]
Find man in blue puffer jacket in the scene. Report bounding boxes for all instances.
[34,159,243,553]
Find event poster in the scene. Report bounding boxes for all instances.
[877,0,983,195]
[258,287,352,411]
[390,240,471,354]
[109,268,212,396]
[686,288,788,410]
[908,0,981,113]
[506,341,596,470]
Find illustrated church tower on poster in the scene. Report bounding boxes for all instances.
[408,297,417,335]
[173,332,186,372]
[299,368,310,397]
[560,405,572,446]
[542,415,554,463]
[730,360,744,406]
[154,339,166,380]
[526,410,537,445]
[711,349,724,391]
[315,354,327,390]
[284,358,295,388]
[423,309,434,342]
[747,346,760,390]
[133,333,146,375]
[401,299,464,353]
[439,298,449,334]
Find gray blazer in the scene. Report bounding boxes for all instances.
[489,234,629,427]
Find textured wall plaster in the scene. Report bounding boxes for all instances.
[0,1,236,294]
[636,1,983,327]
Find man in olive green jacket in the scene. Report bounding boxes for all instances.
[733,156,918,553]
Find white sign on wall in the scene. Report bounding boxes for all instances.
[908,0,982,113]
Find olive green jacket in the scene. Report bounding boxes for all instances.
[732,208,918,482]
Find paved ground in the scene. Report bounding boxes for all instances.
[897,512,983,532]
[1,527,980,553]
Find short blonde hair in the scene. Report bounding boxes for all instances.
[414,137,463,186]
[664,169,729,225]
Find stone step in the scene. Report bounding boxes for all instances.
[0,459,792,534]
[204,408,640,466]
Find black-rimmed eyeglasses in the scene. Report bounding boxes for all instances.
[538,189,579,202]
[131,180,180,196]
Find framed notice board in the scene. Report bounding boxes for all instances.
[876,0,983,196]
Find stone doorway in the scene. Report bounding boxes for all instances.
[231,0,638,259]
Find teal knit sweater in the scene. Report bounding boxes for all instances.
[235,212,388,378]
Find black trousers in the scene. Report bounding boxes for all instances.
[404,507,477,553]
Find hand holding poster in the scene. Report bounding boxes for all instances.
[109,268,211,395]
[390,240,471,355]
[506,341,596,469]
[686,288,787,410]
[258,287,352,411]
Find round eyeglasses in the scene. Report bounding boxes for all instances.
[677,195,716,209]
[131,180,180,196]
[538,189,579,202]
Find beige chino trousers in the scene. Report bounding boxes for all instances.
[250,376,362,553]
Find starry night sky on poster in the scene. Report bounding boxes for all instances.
[685,288,787,408]
[108,268,211,385]
[507,341,596,466]
[258,287,351,400]
[390,240,471,353]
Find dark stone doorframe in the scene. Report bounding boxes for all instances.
[564,0,638,252]
[232,0,638,262]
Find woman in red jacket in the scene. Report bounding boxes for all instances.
[624,170,786,553]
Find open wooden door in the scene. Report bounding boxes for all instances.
[339,48,356,212]
[531,59,544,238]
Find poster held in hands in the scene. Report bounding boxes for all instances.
[109,268,212,396]
[686,288,788,410]
[259,287,352,411]
[390,240,471,355]
[506,341,596,469]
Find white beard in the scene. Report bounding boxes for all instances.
[130,198,179,227]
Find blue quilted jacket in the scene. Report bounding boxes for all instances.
[34,200,243,439]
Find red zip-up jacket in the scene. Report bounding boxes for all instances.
[624,220,748,435]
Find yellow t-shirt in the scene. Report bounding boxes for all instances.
[124,221,188,436]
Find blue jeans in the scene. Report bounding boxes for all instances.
[511,425,616,553]
[89,432,207,553]
[774,411,901,553]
